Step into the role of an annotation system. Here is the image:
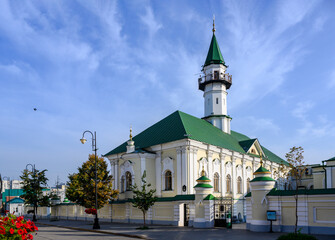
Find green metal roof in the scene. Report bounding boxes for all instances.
[113,194,195,204]
[204,34,226,67]
[250,176,275,182]
[325,156,335,162]
[196,176,211,182]
[267,188,335,196]
[194,183,213,188]
[7,197,25,204]
[204,194,216,200]
[2,189,24,202]
[254,166,271,174]
[104,110,287,166]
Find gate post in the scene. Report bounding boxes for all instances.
[193,172,214,228]
[248,162,276,232]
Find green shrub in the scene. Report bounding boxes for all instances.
[277,233,318,240]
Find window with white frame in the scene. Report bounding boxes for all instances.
[165,170,172,190]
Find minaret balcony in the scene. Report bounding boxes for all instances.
[198,72,232,91]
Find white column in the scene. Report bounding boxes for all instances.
[111,162,115,190]
[326,167,332,188]
[207,151,214,183]
[242,158,246,195]
[141,156,146,185]
[220,153,225,195]
[232,157,236,198]
[176,148,182,194]
[188,147,195,194]
[181,147,187,194]
[270,162,273,178]
[114,160,119,190]
[155,151,162,197]
[252,157,256,172]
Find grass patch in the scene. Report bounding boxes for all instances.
[277,233,318,240]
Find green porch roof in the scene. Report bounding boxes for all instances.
[204,34,226,67]
[7,197,25,204]
[104,110,287,166]
[267,188,335,196]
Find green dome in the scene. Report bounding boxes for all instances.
[254,166,271,175]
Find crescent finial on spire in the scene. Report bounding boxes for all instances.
[212,14,216,33]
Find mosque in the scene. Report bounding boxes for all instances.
[104,21,290,226]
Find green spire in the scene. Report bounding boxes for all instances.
[203,33,226,68]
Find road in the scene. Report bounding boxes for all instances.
[34,225,138,240]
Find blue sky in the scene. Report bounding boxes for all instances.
[1,0,334,186]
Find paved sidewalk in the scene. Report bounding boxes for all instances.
[35,219,335,240]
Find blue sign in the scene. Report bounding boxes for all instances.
[267,211,276,221]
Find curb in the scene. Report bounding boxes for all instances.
[37,222,150,239]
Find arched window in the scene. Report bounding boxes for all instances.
[247,178,250,193]
[214,173,220,192]
[165,170,172,190]
[126,171,132,191]
[121,176,125,193]
[226,174,231,193]
[237,176,242,194]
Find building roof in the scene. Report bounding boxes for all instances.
[239,139,257,152]
[204,33,226,67]
[104,110,288,165]
[325,156,335,162]
[254,166,271,175]
[7,197,25,204]
[267,188,335,196]
[2,189,24,202]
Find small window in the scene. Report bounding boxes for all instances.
[126,171,132,191]
[214,71,219,80]
[247,178,251,193]
[165,170,172,190]
[216,98,219,104]
[251,149,256,154]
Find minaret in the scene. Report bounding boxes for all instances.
[198,18,232,134]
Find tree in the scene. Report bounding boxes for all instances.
[131,171,158,229]
[66,154,118,209]
[20,168,50,222]
[285,146,306,234]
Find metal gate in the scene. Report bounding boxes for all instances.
[214,197,233,227]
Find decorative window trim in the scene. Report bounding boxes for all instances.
[198,157,208,177]
[213,172,220,192]
[120,160,135,192]
[162,157,175,191]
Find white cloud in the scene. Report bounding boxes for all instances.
[140,6,162,38]
[222,0,320,108]
[292,101,315,120]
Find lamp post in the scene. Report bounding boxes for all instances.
[80,130,100,229]
[26,164,37,221]
[3,176,10,214]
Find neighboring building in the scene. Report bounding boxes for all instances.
[104,23,290,222]
[50,183,67,202]
[5,198,25,216]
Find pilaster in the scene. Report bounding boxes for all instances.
[176,148,182,194]
[181,147,188,194]
[155,151,162,196]
[220,153,226,194]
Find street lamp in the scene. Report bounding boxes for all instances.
[26,164,37,221]
[80,130,100,230]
